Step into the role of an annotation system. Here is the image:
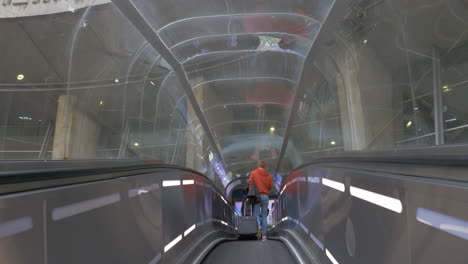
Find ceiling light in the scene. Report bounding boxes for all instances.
[331,141,336,145]
[99,100,104,106]
[443,88,452,93]
[133,142,139,147]
[363,39,368,44]
[150,81,155,86]
[114,78,119,83]
[406,121,412,127]
[443,85,448,89]
[17,74,24,81]
[414,107,419,110]
[270,126,275,132]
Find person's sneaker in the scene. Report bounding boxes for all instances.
[262,236,267,241]
[257,227,263,240]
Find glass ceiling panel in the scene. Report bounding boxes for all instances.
[194,79,296,111]
[212,121,285,140]
[118,0,336,180]
[183,51,302,175]
[170,33,312,63]
[220,133,282,173]
[203,104,290,126]
[128,0,334,32]
[184,51,305,86]
[159,14,320,63]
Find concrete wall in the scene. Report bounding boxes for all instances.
[0,0,109,18]
[52,94,100,159]
[332,39,395,150]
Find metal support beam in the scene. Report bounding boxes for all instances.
[38,121,53,159]
[118,121,130,159]
[110,0,225,168]
[433,47,444,145]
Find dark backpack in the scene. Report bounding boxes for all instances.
[246,183,261,204]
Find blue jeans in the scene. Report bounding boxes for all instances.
[253,194,269,237]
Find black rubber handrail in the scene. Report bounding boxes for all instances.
[284,144,468,172]
[0,161,231,201]
[3,145,468,195]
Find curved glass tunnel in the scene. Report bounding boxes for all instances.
[1,0,468,263]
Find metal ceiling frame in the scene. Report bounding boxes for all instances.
[111,0,226,169]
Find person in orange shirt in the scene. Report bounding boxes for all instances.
[249,160,273,241]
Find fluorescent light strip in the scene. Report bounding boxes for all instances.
[148,253,161,264]
[163,180,181,187]
[299,222,309,233]
[184,224,196,237]
[164,235,182,252]
[281,217,288,221]
[308,177,320,184]
[183,180,194,185]
[0,217,33,239]
[138,190,149,195]
[326,249,339,264]
[350,186,402,213]
[310,232,324,250]
[221,221,228,226]
[416,207,468,240]
[52,193,121,221]
[322,178,345,192]
[298,177,306,182]
[128,184,159,198]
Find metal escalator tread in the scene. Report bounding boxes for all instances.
[202,240,297,264]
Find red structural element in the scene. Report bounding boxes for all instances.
[246,82,294,108]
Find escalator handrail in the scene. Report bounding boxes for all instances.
[0,160,231,206]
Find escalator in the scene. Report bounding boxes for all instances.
[1,156,468,264]
[202,240,297,264]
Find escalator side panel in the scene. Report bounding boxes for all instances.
[0,168,237,264]
[272,164,468,264]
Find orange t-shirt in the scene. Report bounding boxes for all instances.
[249,168,273,195]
